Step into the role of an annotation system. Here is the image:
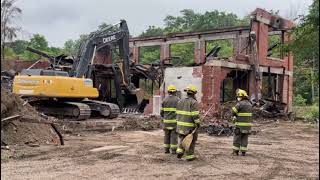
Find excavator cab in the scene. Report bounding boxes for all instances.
[71,20,145,113]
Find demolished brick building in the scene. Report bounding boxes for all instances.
[130,8,294,115]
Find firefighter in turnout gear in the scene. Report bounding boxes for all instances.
[160,85,180,154]
[176,85,200,161]
[231,89,253,156]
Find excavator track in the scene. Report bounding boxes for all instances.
[28,99,119,120]
[64,102,91,120]
[29,100,91,120]
[82,100,120,119]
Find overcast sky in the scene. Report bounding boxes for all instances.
[15,0,313,47]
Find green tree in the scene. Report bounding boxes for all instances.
[140,26,163,37]
[62,22,124,57]
[163,9,243,33]
[1,0,22,61]
[3,46,15,59]
[63,39,77,56]
[294,68,314,104]
[236,15,250,26]
[289,0,319,104]
[206,39,234,58]
[170,43,194,65]
[29,34,48,51]
[138,9,249,64]
[74,34,89,55]
[22,34,49,60]
[48,46,63,56]
[8,39,28,54]
[139,46,160,64]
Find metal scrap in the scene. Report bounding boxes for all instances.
[206,120,234,136]
[254,99,288,118]
[220,98,288,120]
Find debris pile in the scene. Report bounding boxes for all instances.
[219,99,289,121]
[120,114,161,131]
[1,70,15,91]
[205,120,234,136]
[219,101,236,120]
[254,99,288,118]
[1,88,62,146]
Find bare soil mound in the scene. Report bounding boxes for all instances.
[1,88,61,146]
[1,88,38,119]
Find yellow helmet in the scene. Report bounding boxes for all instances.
[236,89,248,97]
[184,84,197,94]
[167,85,177,92]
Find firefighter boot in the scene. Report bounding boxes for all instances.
[177,153,183,159]
[164,148,170,154]
[171,149,176,154]
[186,158,196,161]
[186,155,196,161]
[232,150,239,156]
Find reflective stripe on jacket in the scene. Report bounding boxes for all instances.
[161,95,180,129]
[176,96,200,135]
[231,99,253,133]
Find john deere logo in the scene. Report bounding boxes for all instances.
[103,35,116,43]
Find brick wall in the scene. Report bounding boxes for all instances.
[14,60,50,72]
[202,65,231,115]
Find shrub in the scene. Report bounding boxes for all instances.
[294,94,307,106]
[304,105,319,121]
[294,105,319,122]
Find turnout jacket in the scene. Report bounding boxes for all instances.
[160,95,180,130]
[176,96,200,135]
[232,99,253,133]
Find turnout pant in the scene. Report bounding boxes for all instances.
[177,132,198,160]
[164,129,178,151]
[233,128,249,152]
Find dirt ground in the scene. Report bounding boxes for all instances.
[1,121,319,180]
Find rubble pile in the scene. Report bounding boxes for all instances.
[204,119,234,136]
[200,99,288,136]
[1,88,62,146]
[218,99,289,121]
[120,114,161,131]
[1,70,15,91]
[255,99,288,118]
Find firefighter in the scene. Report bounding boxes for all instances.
[160,85,180,154]
[231,89,253,156]
[176,84,200,161]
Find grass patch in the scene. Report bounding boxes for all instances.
[294,105,319,122]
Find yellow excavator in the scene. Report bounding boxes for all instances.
[12,20,136,120]
[12,69,120,120]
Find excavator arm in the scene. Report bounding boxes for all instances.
[72,20,131,87]
[69,20,139,110]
